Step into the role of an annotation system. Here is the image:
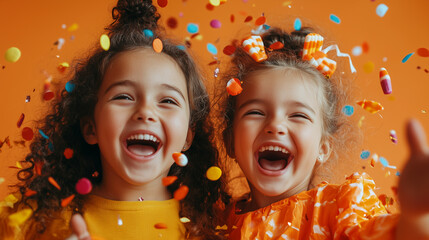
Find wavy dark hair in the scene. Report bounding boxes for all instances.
[11,0,223,238]
[217,27,358,196]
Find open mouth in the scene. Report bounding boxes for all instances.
[126,134,161,157]
[257,145,292,171]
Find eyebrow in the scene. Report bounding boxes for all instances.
[160,83,186,102]
[238,99,316,114]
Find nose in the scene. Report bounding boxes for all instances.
[133,102,157,122]
[265,117,287,136]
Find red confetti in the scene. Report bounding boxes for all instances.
[417,48,429,57]
[230,14,235,23]
[157,0,168,8]
[244,16,253,23]
[17,113,25,128]
[255,16,266,26]
[64,148,74,159]
[223,45,236,55]
[61,194,75,207]
[162,176,178,186]
[362,42,369,53]
[43,91,54,101]
[166,17,178,29]
[48,177,61,190]
[22,127,34,141]
[154,223,168,229]
[25,189,37,197]
[75,178,92,195]
[0,136,11,151]
[269,42,284,50]
[206,3,215,10]
[35,161,43,175]
[174,185,189,200]
[190,33,200,39]
[208,60,218,66]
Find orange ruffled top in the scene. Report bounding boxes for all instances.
[226,172,400,240]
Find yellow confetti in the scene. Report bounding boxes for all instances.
[282,0,293,7]
[67,23,79,32]
[0,177,5,185]
[209,0,220,6]
[216,224,228,230]
[16,161,23,169]
[0,194,19,208]
[363,61,375,73]
[356,100,384,114]
[358,116,365,128]
[180,217,190,223]
[100,34,110,51]
[206,166,222,181]
[8,208,33,227]
[5,47,21,63]
[195,34,203,41]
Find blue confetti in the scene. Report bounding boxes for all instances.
[263,24,271,30]
[39,129,49,139]
[395,171,400,176]
[177,45,186,51]
[379,156,389,167]
[48,142,54,151]
[342,105,354,116]
[376,3,389,17]
[65,81,75,92]
[143,29,154,37]
[329,14,341,24]
[187,23,199,34]
[360,150,370,160]
[207,43,218,55]
[294,18,302,31]
[401,52,414,63]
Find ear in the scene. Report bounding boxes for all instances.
[223,128,235,158]
[80,117,98,145]
[317,138,332,164]
[182,128,194,151]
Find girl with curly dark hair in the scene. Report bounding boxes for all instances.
[0,0,223,239]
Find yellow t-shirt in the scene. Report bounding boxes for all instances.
[1,195,186,240]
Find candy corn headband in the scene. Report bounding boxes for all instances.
[226,33,356,96]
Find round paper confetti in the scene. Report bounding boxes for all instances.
[209,0,220,6]
[22,127,34,141]
[223,45,236,55]
[342,105,354,116]
[294,18,302,31]
[76,178,92,195]
[417,48,429,57]
[187,23,199,34]
[5,47,21,63]
[352,46,362,56]
[376,4,389,17]
[207,43,218,55]
[255,16,266,26]
[363,61,375,73]
[167,17,178,29]
[379,156,389,167]
[143,29,154,37]
[360,150,370,160]
[210,19,221,29]
[100,34,110,51]
[206,3,215,10]
[157,0,167,8]
[65,81,75,92]
[329,14,341,24]
[206,166,222,181]
[64,148,74,159]
[153,38,163,53]
[402,52,414,63]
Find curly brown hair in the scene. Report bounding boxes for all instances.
[11,0,223,238]
[217,27,360,196]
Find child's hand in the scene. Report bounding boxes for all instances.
[396,119,429,239]
[65,214,91,240]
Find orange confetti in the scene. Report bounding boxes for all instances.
[172,152,188,167]
[417,48,429,57]
[362,42,369,53]
[61,194,75,207]
[244,16,253,23]
[153,38,163,53]
[154,222,168,229]
[162,176,178,186]
[226,78,243,96]
[269,42,284,50]
[48,177,61,190]
[230,14,235,23]
[24,189,37,197]
[174,185,189,200]
[35,161,43,175]
[223,45,236,56]
[356,100,384,114]
[255,16,266,26]
[64,148,74,159]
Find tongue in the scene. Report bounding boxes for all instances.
[259,158,287,171]
[127,145,155,156]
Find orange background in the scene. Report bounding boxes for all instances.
[1,0,428,211]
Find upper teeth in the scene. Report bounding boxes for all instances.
[127,134,159,142]
[259,145,288,153]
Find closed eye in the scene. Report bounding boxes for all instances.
[160,98,179,106]
[244,110,264,116]
[112,94,133,101]
[290,113,311,120]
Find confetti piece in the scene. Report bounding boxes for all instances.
[269,42,284,50]
[356,100,384,114]
[143,29,154,37]
[207,43,218,55]
[363,61,375,73]
[173,152,188,167]
[206,3,215,10]
[35,161,43,175]
[5,47,21,63]
[294,18,301,31]
[65,81,75,92]
[67,23,79,32]
[226,78,243,96]
[255,16,266,26]
[244,16,253,23]
[61,194,75,207]
[389,130,398,144]
[329,14,341,24]
[209,0,220,6]
[17,113,25,128]
[352,46,362,56]
[223,45,236,55]
[22,127,34,141]
[360,150,370,160]
[162,176,178,186]
[25,95,31,103]
[157,0,168,8]
[174,185,189,200]
[117,215,123,226]
[100,34,110,51]
[177,45,186,51]
[379,67,392,94]
[8,208,32,227]
[342,105,354,116]
[376,4,388,17]
[39,129,49,139]
[166,17,178,29]
[57,62,69,73]
[402,52,414,63]
[210,19,221,29]
[230,14,235,23]
[187,23,199,34]
[76,178,92,195]
[180,217,190,223]
[206,166,222,181]
[395,171,400,176]
[154,223,168,229]
[138,197,144,201]
[242,35,267,62]
[417,48,429,57]
[0,177,4,185]
[24,189,37,197]
[153,38,163,53]
[362,42,369,53]
[48,177,61,190]
[1,194,18,208]
[56,38,65,50]
[216,225,228,230]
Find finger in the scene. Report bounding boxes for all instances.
[406,119,429,157]
[70,214,91,240]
